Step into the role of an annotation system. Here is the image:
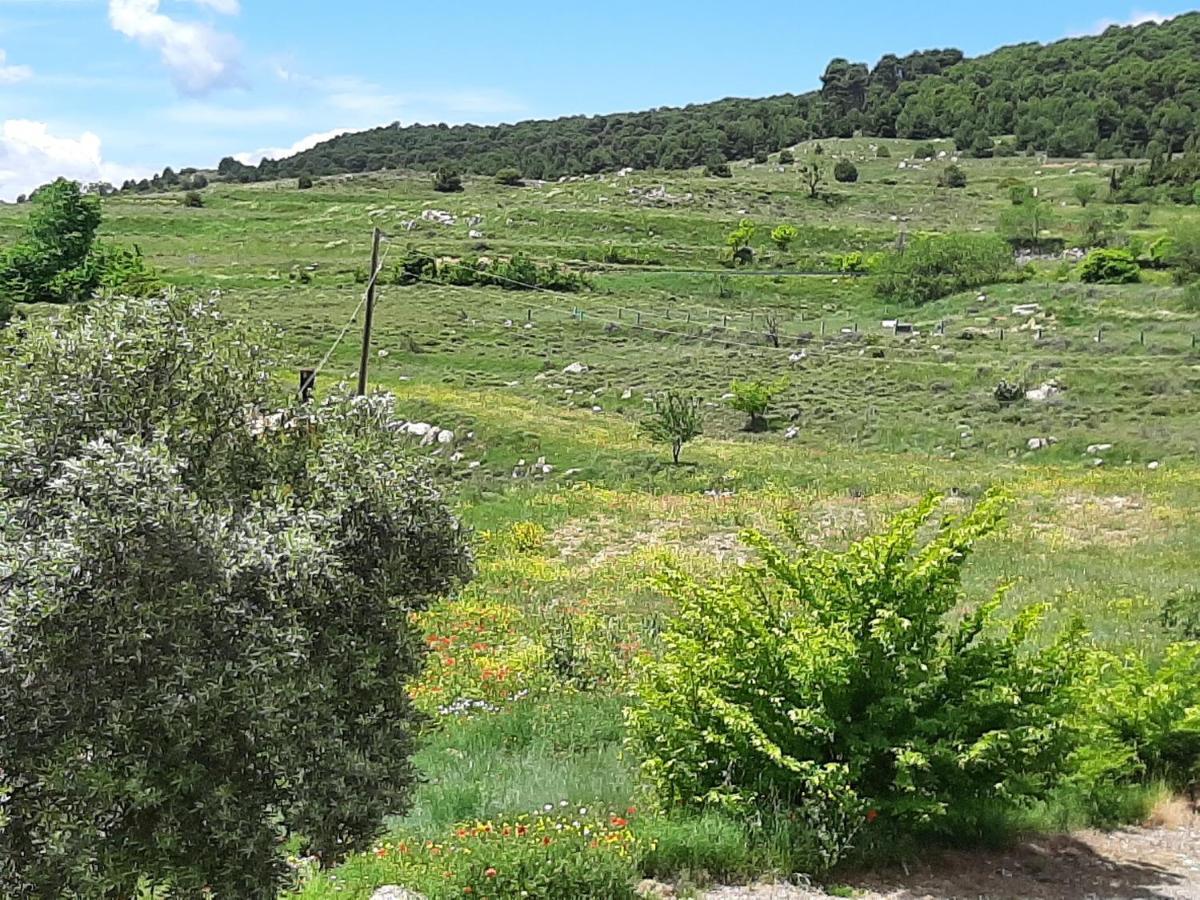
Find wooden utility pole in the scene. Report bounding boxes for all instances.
[356,227,383,396]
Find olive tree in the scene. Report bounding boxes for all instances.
[641,391,703,464]
[0,293,472,899]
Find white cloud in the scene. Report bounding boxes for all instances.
[1073,9,1177,36]
[0,49,32,85]
[189,0,240,12]
[234,127,355,166]
[108,0,240,95]
[0,119,145,201]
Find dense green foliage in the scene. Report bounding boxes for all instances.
[433,167,464,193]
[833,160,859,183]
[1166,221,1200,283]
[938,164,968,188]
[641,391,704,464]
[770,223,799,251]
[188,15,1200,184]
[0,179,157,311]
[1078,248,1142,283]
[391,252,588,293]
[873,234,1015,304]
[728,378,786,431]
[630,493,1087,868]
[0,295,472,898]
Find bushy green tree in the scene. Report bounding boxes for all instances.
[705,162,733,178]
[298,174,315,189]
[874,234,1015,305]
[771,223,800,251]
[0,178,157,308]
[0,294,473,898]
[630,492,1092,868]
[875,145,891,158]
[778,149,795,165]
[833,160,858,183]
[1073,182,1098,207]
[433,167,464,192]
[728,377,787,431]
[183,190,204,208]
[641,391,703,464]
[495,167,524,186]
[1077,248,1141,283]
[911,142,936,160]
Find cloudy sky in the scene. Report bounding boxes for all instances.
[0,1,1192,200]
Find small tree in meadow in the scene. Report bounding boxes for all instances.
[833,160,858,183]
[1074,182,1098,207]
[182,191,204,208]
[725,218,756,264]
[939,164,967,188]
[298,174,315,189]
[641,391,704,464]
[778,149,795,165]
[799,161,825,198]
[728,377,787,431]
[1001,196,1054,247]
[771,224,799,252]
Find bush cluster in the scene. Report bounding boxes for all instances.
[873,233,1016,305]
[1077,248,1141,283]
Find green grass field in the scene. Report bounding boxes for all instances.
[5,137,1197,895]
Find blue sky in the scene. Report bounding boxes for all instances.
[0,1,1194,199]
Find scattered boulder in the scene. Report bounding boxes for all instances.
[562,362,589,375]
[785,426,800,440]
[1012,303,1041,317]
[1148,461,1161,470]
[437,429,455,445]
[1028,437,1051,451]
[469,229,484,239]
[1025,381,1062,402]
[1086,443,1114,455]
[420,209,456,226]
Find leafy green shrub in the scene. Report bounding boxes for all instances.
[298,174,314,189]
[875,145,891,159]
[833,251,867,273]
[183,190,204,208]
[1009,183,1033,205]
[0,294,473,898]
[629,492,1089,872]
[727,377,787,431]
[771,223,799,251]
[0,178,160,305]
[1077,248,1141,284]
[1193,181,1200,206]
[1166,222,1200,284]
[873,234,1015,305]
[939,164,967,188]
[754,151,769,164]
[1073,182,1098,208]
[778,149,795,165]
[495,167,524,186]
[641,391,703,464]
[833,160,858,183]
[434,167,464,192]
[911,142,936,160]
[1161,589,1200,640]
[994,380,1024,403]
[705,162,732,178]
[418,255,587,293]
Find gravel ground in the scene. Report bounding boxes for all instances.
[694,812,1200,900]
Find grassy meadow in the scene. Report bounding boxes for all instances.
[4,137,1198,894]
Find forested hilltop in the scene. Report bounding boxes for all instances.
[203,13,1199,186]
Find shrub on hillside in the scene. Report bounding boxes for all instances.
[0,295,473,898]
[873,234,1015,305]
[939,164,968,188]
[631,492,1093,870]
[0,178,160,306]
[875,145,891,159]
[298,174,314,189]
[706,162,733,178]
[183,190,204,208]
[778,149,795,165]
[911,142,936,160]
[433,167,464,192]
[495,167,524,186]
[1166,222,1200,284]
[771,223,799,251]
[833,160,858,183]
[1077,248,1141,284]
[754,151,769,164]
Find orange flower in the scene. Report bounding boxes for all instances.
[516,824,528,836]
[626,806,638,816]
[610,816,628,828]
[374,847,388,858]
[485,867,498,878]
[542,836,552,846]
[463,888,473,895]
[866,809,879,824]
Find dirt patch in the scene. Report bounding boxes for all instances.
[699,817,1200,899]
[1042,493,1161,548]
